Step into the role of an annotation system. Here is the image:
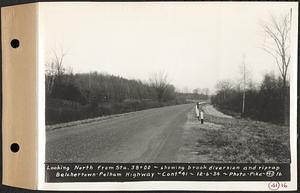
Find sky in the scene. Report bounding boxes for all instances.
[40,2,298,93]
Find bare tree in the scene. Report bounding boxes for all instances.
[192,88,199,97]
[203,88,209,98]
[262,10,292,125]
[215,79,234,100]
[216,79,234,91]
[45,49,68,96]
[262,10,292,89]
[149,71,170,102]
[193,88,199,94]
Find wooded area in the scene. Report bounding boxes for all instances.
[45,68,207,125]
[211,73,289,124]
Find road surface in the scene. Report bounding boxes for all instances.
[46,103,194,163]
[46,102,290,163]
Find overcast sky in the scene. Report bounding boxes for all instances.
[40,2,297,93]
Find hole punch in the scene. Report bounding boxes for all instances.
[10,143,20,153]
[10,39,20,48]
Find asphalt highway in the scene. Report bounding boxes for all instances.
[46,103,194,163]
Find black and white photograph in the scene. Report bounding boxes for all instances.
[42,2,297,187]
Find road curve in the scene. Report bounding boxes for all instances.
[46,103,194,163]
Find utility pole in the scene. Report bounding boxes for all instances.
[242,55,246,116]
[290,8,292,29]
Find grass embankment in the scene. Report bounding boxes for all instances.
[180,104,290,163]
[212,105,241,118]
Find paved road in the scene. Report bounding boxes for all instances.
[46,103,194,163]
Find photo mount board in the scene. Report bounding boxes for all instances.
[1,2,298,191]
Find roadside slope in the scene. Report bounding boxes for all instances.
[177,103,290,163]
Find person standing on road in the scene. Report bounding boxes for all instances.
[195,102,200,121]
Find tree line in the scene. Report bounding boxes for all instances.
[211,74,289,124]
[45,63,201,124]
